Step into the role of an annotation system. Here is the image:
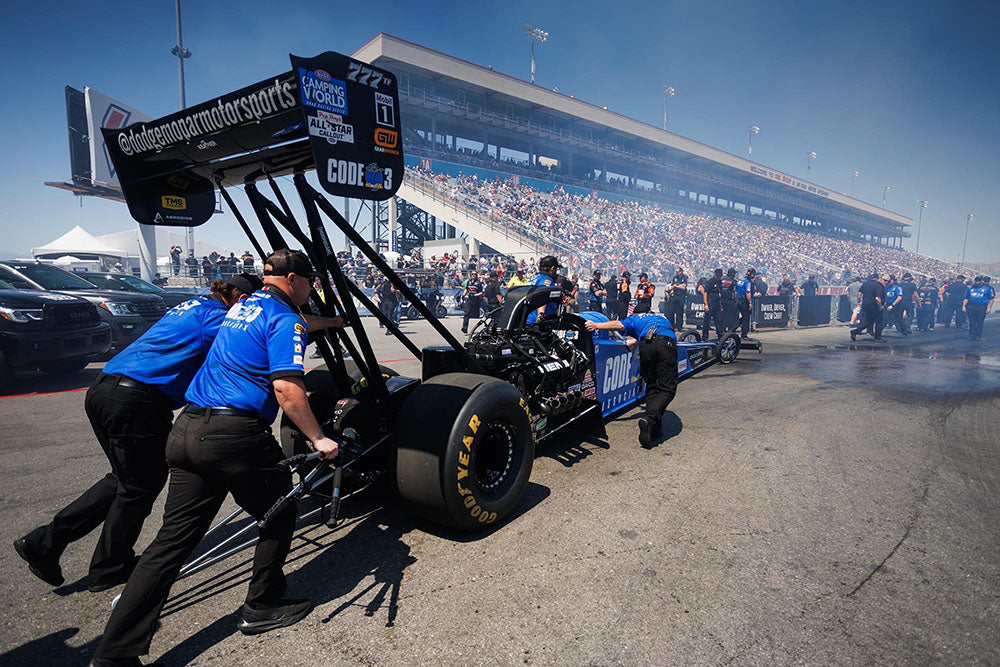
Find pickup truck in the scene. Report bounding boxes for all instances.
[0,278,111,388]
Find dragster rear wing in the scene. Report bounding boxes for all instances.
[102,51,404,228]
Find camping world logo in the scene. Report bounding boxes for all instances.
[102,104,132,179]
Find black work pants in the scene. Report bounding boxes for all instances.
[668,296,685,329]
[702,303,724,340]
[917,307,935,331]
[462,298,481,331]
[737,301,752,337]
[639,336,678,426]
[888,307,908,335]
[94,411,295,659]
[854,305,884,339]
[379,299,397,328]
[901,304,914,331]
[720,303,738,332]
[967,305,987,338]
[22,374,172,585]
[955,303,967,328]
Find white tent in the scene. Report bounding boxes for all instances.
[32,225,127,261]
[96,228,231,261]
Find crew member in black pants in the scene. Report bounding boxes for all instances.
[90,251,344,666]
[668,266,688,329]
[14,275,261,593]
[461,269,484,334]
[585,312,677,448]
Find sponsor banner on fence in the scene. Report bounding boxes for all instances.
[684,297,706,326]
[755,295,790,328]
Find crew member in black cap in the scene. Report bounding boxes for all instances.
[617,271,632,319]
[633,272,655,314]
[15,273,261,593]
[588,270,607,314]
[667,266,688,328]
[898,272,917,333]
[702,268,725,340]
[91,250,346,665]
[852,273,886,341]
[916,278,939,332]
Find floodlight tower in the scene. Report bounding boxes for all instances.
[882,185,891,208]
[524,25,548,84]
[172,0,195,257]
[663,86,674,130]
[807,151,817,178]
[747,124,760,156]
[961,213,973,268]
[851,170,859,194]
[914,200,928,254]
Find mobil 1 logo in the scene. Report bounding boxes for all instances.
[290,51,403,202]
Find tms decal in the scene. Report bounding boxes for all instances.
[160,195,187,210]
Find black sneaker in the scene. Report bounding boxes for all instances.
[638,417,653,448]
[237,597,312,635]
[850,330,857,342]
[13,537,63,587]
[461,328,468,334]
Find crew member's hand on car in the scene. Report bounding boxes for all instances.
[312,437,339,460]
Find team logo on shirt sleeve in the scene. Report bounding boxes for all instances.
[294,323,306,335]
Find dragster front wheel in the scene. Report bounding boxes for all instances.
[393,373,533,531]
[716,332,740,364]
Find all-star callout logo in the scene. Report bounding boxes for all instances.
[307,110,354,145]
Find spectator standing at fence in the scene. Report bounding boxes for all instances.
[668,266,688,328]
[242,250,255,271]
[800,275,819,297]
[588,270,607,314]
[184,251,198,278]
[916,278,939,332]
[170,245,182,276]
[201,256,213,279]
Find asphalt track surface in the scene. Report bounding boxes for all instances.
[1,313,998,666]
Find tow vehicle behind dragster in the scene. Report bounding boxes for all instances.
[101,49,747,586]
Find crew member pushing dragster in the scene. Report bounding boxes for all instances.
[585,312,677,448]
[14,274,262,593]
[91,251,346,665]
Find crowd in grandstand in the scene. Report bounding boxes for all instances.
[405,164,959,285]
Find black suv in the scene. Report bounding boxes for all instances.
[0,262,167,355]
[0,278,111,387]
[76,271,201,309]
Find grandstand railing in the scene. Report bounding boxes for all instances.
[402,170,586,260]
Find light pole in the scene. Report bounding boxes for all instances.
[663,85,674,130]
[171,0,194,258]
[961,213,973,268]
[851,170,859,195]
[914,200,927,254]
[747,124,759,156]
[523,24,548,84]
[882,185,891,208]
[807,151,816,179]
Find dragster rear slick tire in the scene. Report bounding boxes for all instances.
[393,373,533,531]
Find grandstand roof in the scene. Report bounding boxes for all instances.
[353,33,912,233]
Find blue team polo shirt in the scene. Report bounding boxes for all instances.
[620,313,676,341]
[103,296,229,408]
[964,285,992,306]
[186,287,306,422]
[525,273,559,324]
[885,284,903,305]
[737,278,752,300]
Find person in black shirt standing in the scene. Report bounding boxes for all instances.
[916,278,939,332]
[701,269,725,340]
[617,271,632,319]
[720,268,738,332]
[634,273,654,314]
[483,272,503,325]
[376,277,398,335]
[800,275,819,297]
[668,266,688,328]
[461,270,484,334]
[588,270,607,314]
[898,273,917,333]
[851,273,887,341]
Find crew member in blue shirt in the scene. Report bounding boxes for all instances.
[585,312,677,448]
[963,275,995,341]
[526,255,562,324]
[884,275,909,336]
[736,268,755,337]
[14,273,263,594]
[93,250,346,664]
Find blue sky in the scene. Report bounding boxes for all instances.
[1,0,997,264]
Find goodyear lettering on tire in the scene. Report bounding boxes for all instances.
[455,412,499,525]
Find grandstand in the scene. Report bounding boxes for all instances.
[353,33,914,259]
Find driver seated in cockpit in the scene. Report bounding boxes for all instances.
[526,255,563,325]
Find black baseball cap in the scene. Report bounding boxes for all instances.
[228,272,264,295]
[593,269,602,276]
[539,255,561,270]
[264,249,315,280]
[726,268,736,277]
[903,273,912,279]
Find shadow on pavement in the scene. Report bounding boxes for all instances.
[0,627,98,667]
[0,368,100,398]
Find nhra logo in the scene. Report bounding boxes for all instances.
[160,195,187,210]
